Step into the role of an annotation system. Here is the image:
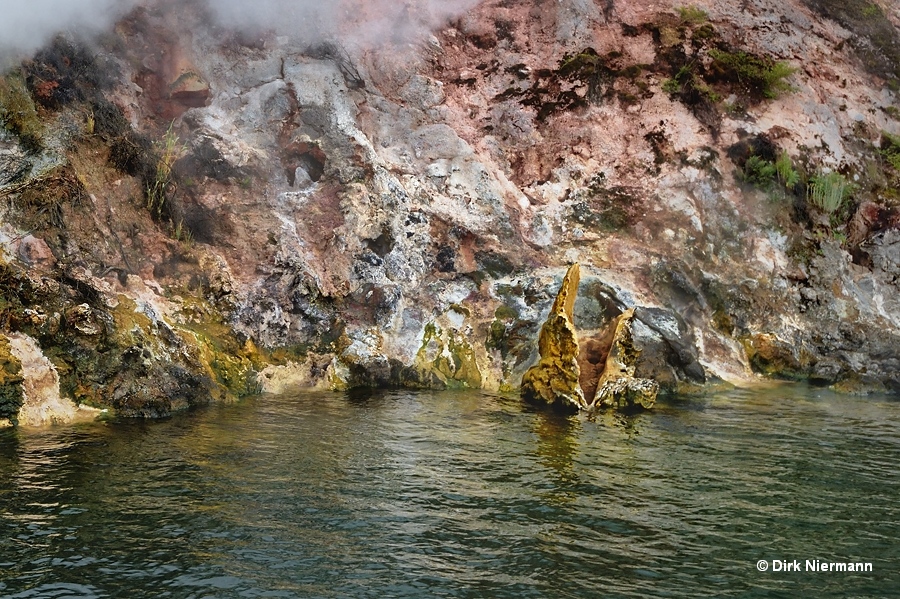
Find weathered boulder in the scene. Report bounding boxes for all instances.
[742,331,811,380]
[16,235,55,270]
[6,332,85,426]
[521,263,586,412]
[632,307,706,392]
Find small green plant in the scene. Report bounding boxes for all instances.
[861,3,881,18]
[807,171,852,214]
[708,49,796,98]
[662,62,720,103]
[881,131,900,171]
[677,5,709,24]
[173,219,194,246]
[775,151,800,189]
[661,77,682,95]
[741,155,777,189]
[146,123,182,218]
[694,80,720,102]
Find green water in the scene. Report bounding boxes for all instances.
[1,386,898,598]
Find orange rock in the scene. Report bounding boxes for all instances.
[521,264,586,411]
[591,309,659,410]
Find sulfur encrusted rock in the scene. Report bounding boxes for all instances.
[521,263,586,411]
[591,309,659,411]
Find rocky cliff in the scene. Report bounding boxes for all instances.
[1,0,898,423]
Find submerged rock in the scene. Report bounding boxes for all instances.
[521,263,586,412]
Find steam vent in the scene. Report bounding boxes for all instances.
[521,264,660,412]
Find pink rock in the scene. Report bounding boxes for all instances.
[17,235,55,269]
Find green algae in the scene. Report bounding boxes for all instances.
[416,319,482,389]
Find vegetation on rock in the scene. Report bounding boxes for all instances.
[0,72,43,152]
[882,132,900,173]
[675,5,709,24]
[707,49,796,99]
[0,333,24,423]
[807,171,853,214]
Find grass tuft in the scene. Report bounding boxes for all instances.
[708,49,796,98]
[775,151,800,189]
[146,123,183,219]
[676,5,709,24]
[807,171,852,214]
[881,131,900,172]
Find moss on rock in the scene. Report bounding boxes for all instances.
[0,334,24,423]
[0,72,43,152]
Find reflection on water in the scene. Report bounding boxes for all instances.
[1,386,898,598]
[533,412,581,504]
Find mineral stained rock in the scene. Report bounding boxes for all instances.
[521,264,586,412]
[522,278,661,412]
[3,0,900,423]
[592,309,660,411]
[6,332,81,426]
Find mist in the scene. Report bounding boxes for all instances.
[0,0,481,66]
[208,0,482,47]
[0,0,140,61]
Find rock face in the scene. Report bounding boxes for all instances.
[1,0,900,420]
[6,332,87,426]
[521,263,585,411]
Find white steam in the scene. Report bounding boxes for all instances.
[0,0,481,65]
[0,0,140,61]
[208,0,481,46]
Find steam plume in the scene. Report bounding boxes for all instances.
[208,0,481,46]
[0,0,140,62]
[0,0,481,66]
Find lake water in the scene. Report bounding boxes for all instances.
[1,386,898,598]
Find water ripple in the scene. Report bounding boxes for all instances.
[1,386,898,598]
